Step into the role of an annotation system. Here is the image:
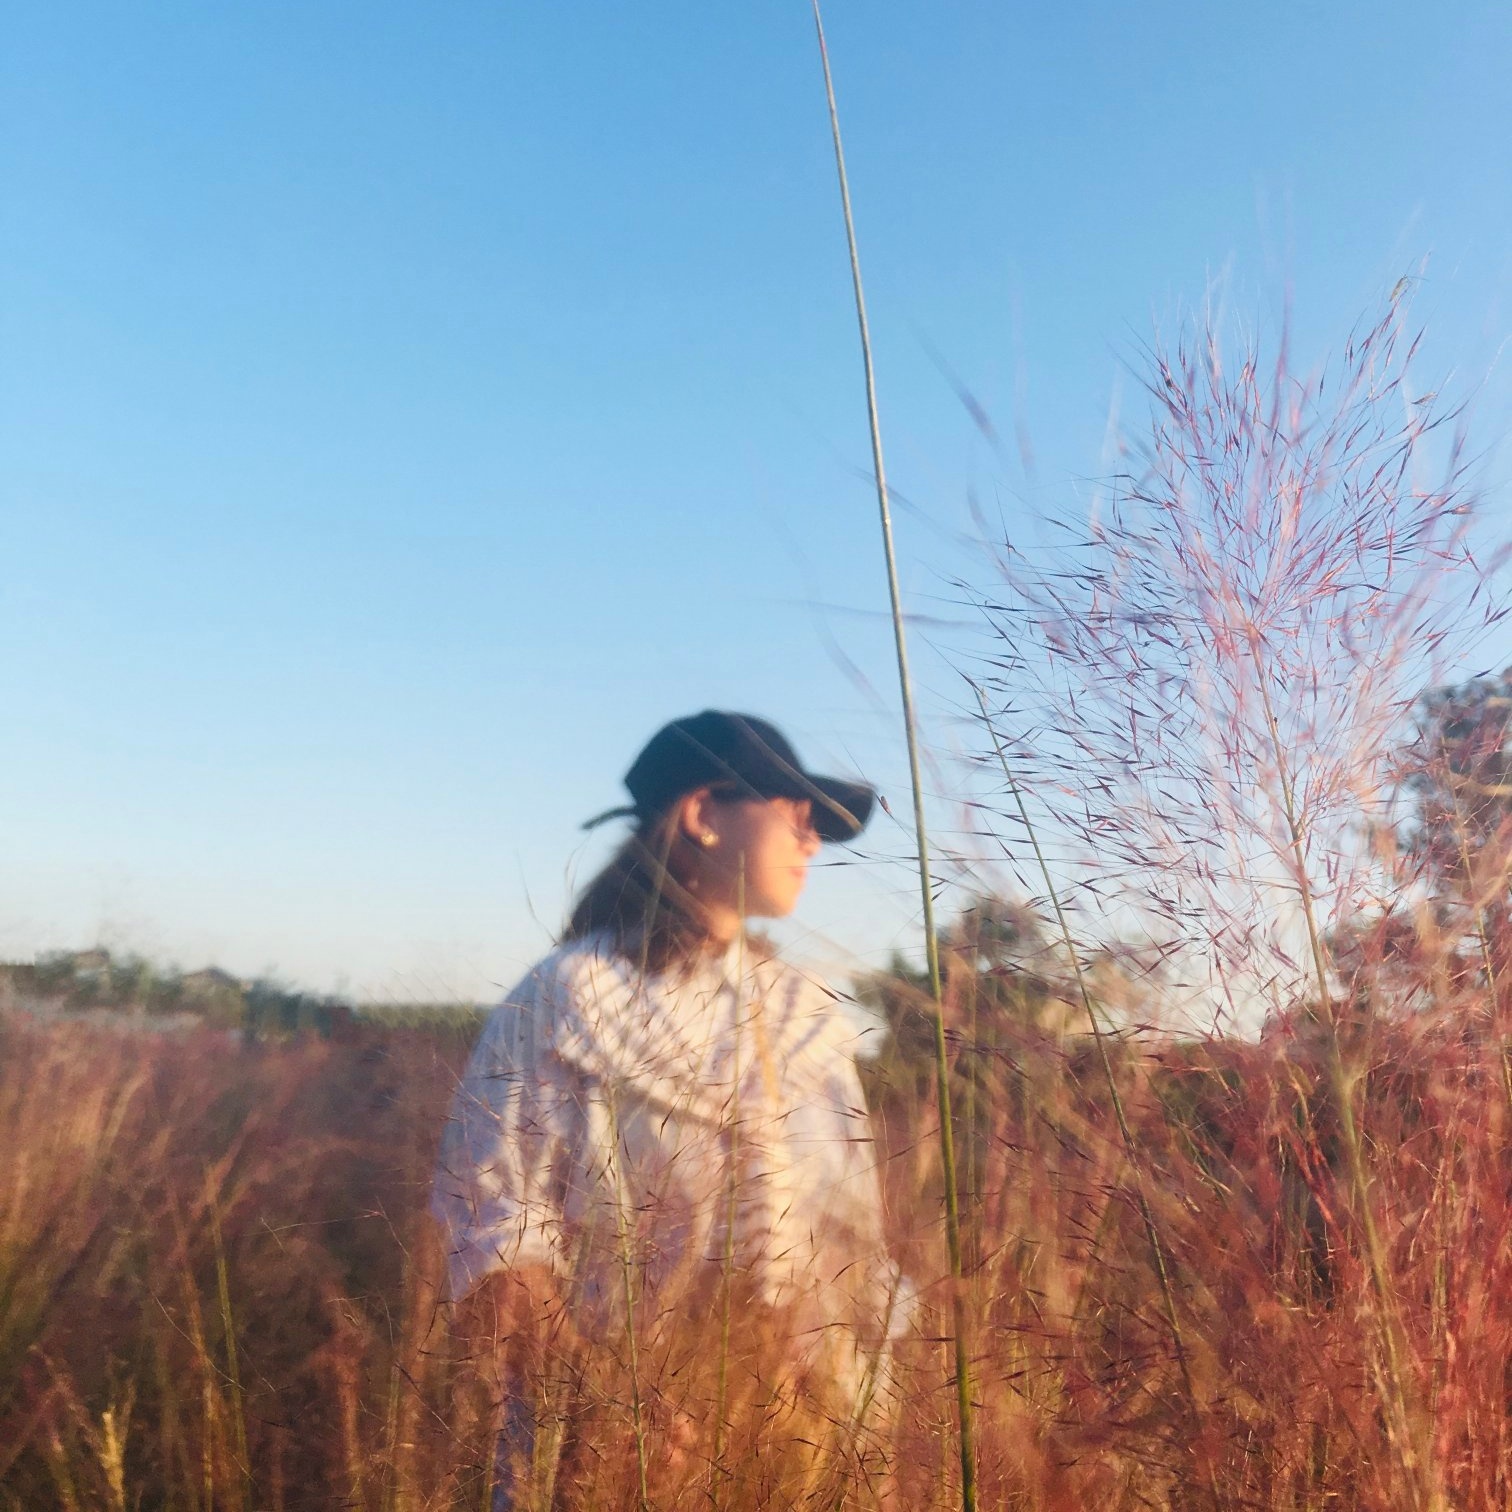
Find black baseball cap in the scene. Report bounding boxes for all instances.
[584,710,876,843]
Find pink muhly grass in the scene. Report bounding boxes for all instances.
[970,286,1504,1512]
[973,291,1494,1027]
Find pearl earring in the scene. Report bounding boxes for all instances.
[698,832,716,848]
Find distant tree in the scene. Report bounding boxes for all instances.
[1,946,356,1035]
[854,892,1159,1080]
[242,979,351,1040]
[108,953,158,1010]
[1325,671,1512,1020]
[1406,669,1512,1000]
[855,894,1095,1101]
[1407,670,1512,909]
[31,950,82,999]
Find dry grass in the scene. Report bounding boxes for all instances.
[4,958,1512,1510]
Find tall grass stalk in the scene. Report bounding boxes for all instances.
[604,1085,653,1512]
[711,868,747,1511]
[809,5,976,1506]
[207,1176,252,1509]
[96,1397,129,1512]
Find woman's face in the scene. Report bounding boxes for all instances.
[695,793,822,920]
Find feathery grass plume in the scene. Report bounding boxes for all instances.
[971,285,1498,1511]
[809,5,976,1506]
[974,289,1489,1028]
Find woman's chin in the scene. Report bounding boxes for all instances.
[744,892,799,921]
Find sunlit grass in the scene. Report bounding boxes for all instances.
[5,960,1512,1509]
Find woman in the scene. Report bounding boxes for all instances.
[432,711,906,1506]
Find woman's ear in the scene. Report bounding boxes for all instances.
[676,788,717,848]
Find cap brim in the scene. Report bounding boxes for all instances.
[805,775,876,843]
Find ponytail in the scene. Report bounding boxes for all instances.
[562,808,719,974]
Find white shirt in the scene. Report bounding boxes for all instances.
[430,931,905,1377]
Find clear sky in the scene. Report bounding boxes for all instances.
[5,2,1511,1002]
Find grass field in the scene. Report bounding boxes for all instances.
[3,952,1510,1510]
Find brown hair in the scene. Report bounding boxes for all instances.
[562,805,721,975]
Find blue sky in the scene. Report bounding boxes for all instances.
[5,3,1510,1001]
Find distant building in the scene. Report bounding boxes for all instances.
[182,961,244,1010]
[180,967,243,1000]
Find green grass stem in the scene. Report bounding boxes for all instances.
[809,5,975,1506]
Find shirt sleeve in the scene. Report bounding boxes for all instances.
[429,968,586,1300]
